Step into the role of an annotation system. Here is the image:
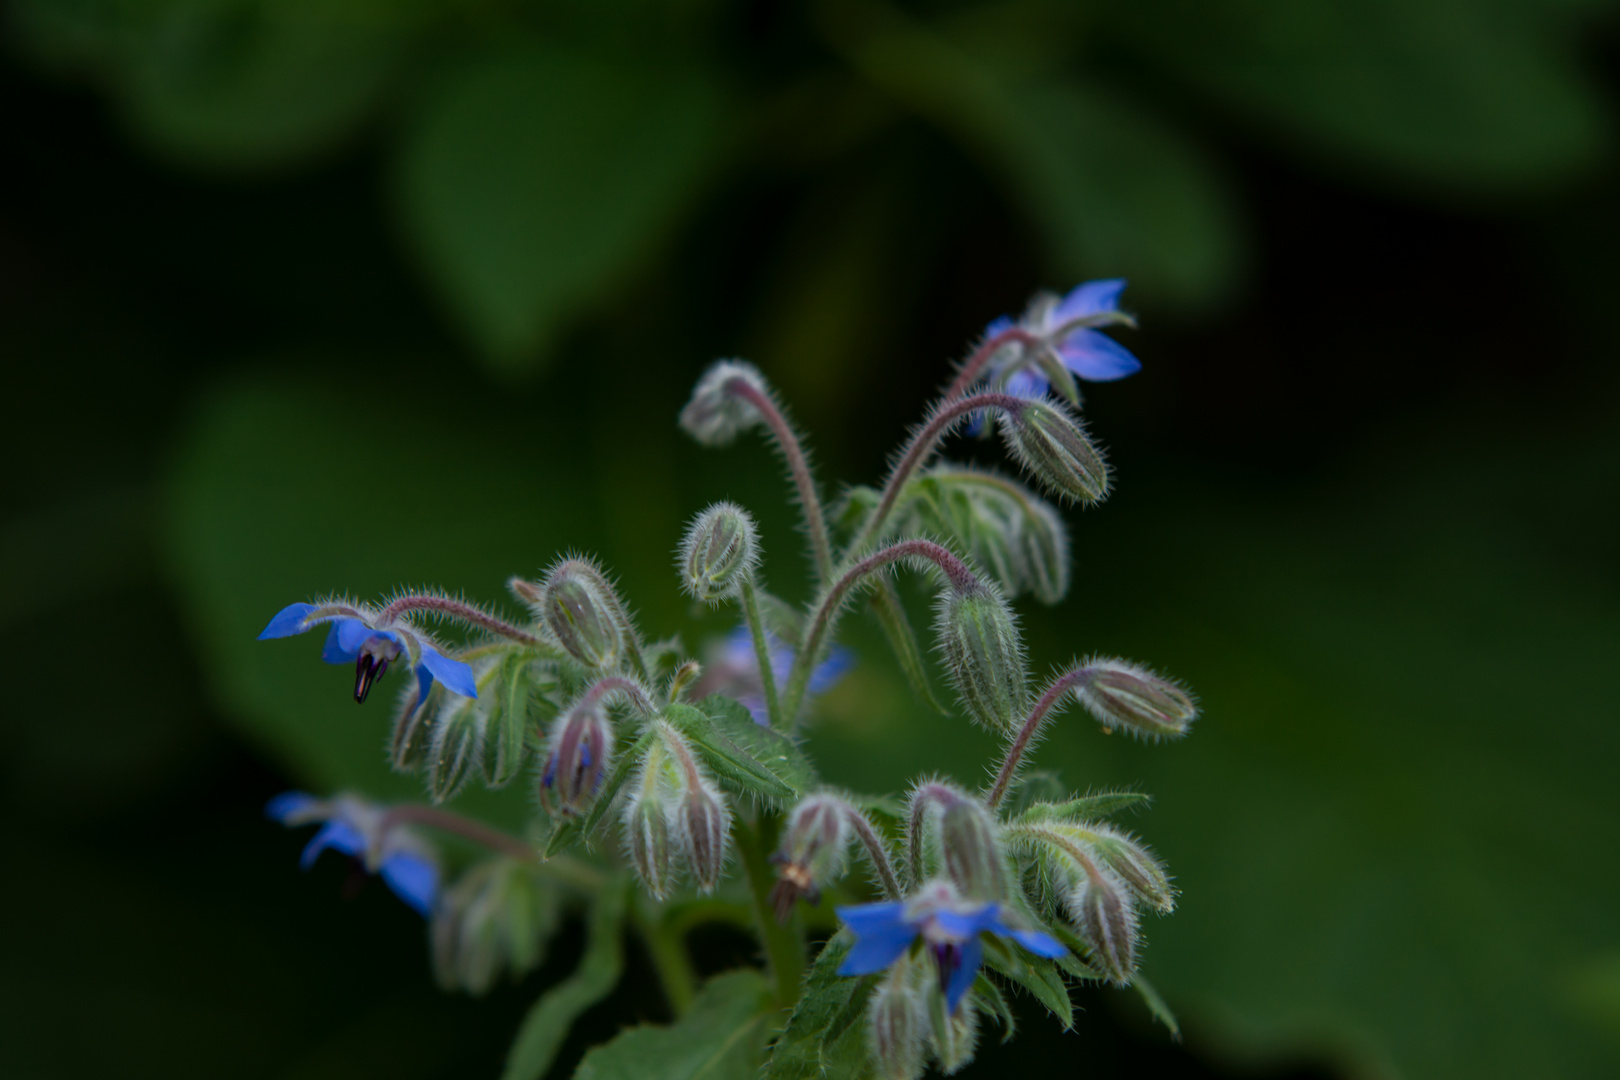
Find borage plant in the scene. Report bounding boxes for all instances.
[259,279,1197,1080]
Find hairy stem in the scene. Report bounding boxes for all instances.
[736,814,807,1009]
[843,807,903,900]
[724,375,833,583]
[375,805,604,891]
[781,539,980,722]
[986,668,1091,809]
[740,581,786,732]
[376,594,540,645]
[941,326,1041,403]
[580,675,658,717]
[905,782,964,889]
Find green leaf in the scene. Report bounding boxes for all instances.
[973,973,1016,1043]
[1012,791,1151,826]
[1129,973,1180,1041]
[981,936,1073,1030]
[572,970,773,1080]
[544,729,657,858]
[502,879,629,1080]
[398,40,727,371]
[866,578,949,714]
[764,932,874,1080]
[684,696,818,804]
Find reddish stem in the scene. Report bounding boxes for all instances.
[377,594,539,645]
[986,667,1094,808]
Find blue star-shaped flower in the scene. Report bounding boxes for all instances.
[266,791,439,916]
[714,626,854,725]
[837,881,1066,1012]
[988,279,1140,397]
[259,602,478,706]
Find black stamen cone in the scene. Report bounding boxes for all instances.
[354,655,389,704]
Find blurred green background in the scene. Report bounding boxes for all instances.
[2,1,1617,1078]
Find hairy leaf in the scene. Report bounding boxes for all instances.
[764,932,875,1080]
[572,970,772,1080]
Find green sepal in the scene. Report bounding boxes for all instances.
[866,577,949,715]
[1046,921,1108,981]
[763,931,875,1080]
[973,973,1017,1043]
[543,728,656,857]
[1130,973,1181,1041]
[1012,790,1151,826]
[981,936,1073,1030]
[573,969,774,1080]
[501,877,628,1080]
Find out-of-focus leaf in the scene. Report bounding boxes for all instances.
[571,969,772,1080]
[1131,973,1180,1040]
[12,0,411,168]
[692,695,818,802]
[1112,0,1611,191]
[397,41,727,371]
[981,936,1073,1030]
[501,879,627,1080]
[763,931,873,1080]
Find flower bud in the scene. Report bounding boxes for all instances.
[680,502,759,602]
[939,799,1005,902]
[538,699,614,816]
[1069,869,1137,983]
[1000,399,1109,505]
[927,990,981,1074]
[1084,825,1174,913]
[388,685,434,772]
[428,692,486,803]
[1075,658,1196,739]
[679,360,768,446]
[1020,498,1070,605]
[431,858,559,995]
[770,793,853,920]
[536,559,624,670]
[624,793,676,900]
[868,959,928,1080]
[678,780,731,892]
[936,583,1027,732]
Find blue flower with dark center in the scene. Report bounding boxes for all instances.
[259,602,478,706]
[837,881,1066,1012]
[710,626,854,725]
[266,791,439,916]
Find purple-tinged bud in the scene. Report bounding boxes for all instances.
[679,360,769,446]
[926,991,981,1074]
[936,583,1027,733]
[1084,825,1174,913]
[1000,399,1109,505]
[770,793,853,920]
[354,635,403,704]
[1075,658,1196,739]
[538,699,614,816]
[624,794,676,901]
[535,560,624,670]
[679,502,759,602]
[939,799,1005,902]
[1069,869,1138,983]
[868,958,928,1080]
[679,780,731,892]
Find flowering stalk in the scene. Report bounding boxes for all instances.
[735,813,806,1009]
[985,668,1092,809]
[740,580,786,731]
[940,325,1042,404]
[373,804,605,891]
[721,372,833,582]
[375,592,541,646]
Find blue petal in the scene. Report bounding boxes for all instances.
[740,695,770,727]
[265,791,320,824]
[419,645,477,699]
[808,645,855,696]
[944,935,984,1013]
[259,602,316,640]
[1057,329,1141,382]
[837,902,918,975]
[380,852,439,916]
[300,820,365,869]
[1004,368,1047,399]
[932,903,1001,940]
[1004,927,1068,958]
[321,618,373,664]
[984,314,1016,338]
[1052,279,1126,324]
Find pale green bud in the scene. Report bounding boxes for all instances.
[1084,825,1174,913]
[1001,399,1109,505]
[679,360,768,446]
[680,779,731,893]
[535,559,624,670]
[431,858,559,996]
[1069,869,1137,984]
[927,988,981,1074]
[939,798,1005,902]
[624,794,676,901]
[771,792,854,919]
[1076,658,1197,739]
[936,583,1027,733]
[868,958,928,1080]
[427,691,485,803]
[679,501,759,602]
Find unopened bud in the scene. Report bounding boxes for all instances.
[1069,869,1137,983]
[1084,825,1174,913]
[679,360,768,446]
[428,693,486,803]
[1021,499,1070,605]
[679,781,731,892]
[535,560,624,670]
[431,858,558,995]
[927,990,981,1074]
[624,794,676,900]
[389,686,433,772]
[538,700,614,816]
[936,584,1027,732]
[939,799,1005,902]
[1075,658,1196,739]
[770,793,853,920]
[868,959,928,1080]
[1001,399,1109,505]
[680,502,759,602]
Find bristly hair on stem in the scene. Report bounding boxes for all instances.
[376,587,542,645]
[720,373,834,584]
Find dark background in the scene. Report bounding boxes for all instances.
[2,2,1617,1078]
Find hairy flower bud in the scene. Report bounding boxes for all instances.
[428,692,485,803]
[1075,658,1196,739]
[535,560,624,670]
[431,858,559,996]
[679,780,731,892]
[679,360,768,446]
[936,583,1027,732]
[868,958,928,1080]
[771,793,853,919]
[939,799,1005,902]
[1085,825,1174,913]
[927,991,981,1074]
[539,699,613,816]
[680,502,759,602]
[1069,869,1138,983]
[624,793,676,900]
[389,684,434,772]
[1000,399,1109,505]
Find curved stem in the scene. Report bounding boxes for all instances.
[375,805,604,892]
[941,326,1041,403]
[377,594,540,645]
[725,376,833,583]
[843,391,1030,559]
[986,667,1092,809]
[581,674,658,718]
[842,807,902,900]
[905,782,964,889]
[736,814,806,1009]
[740,581,786,731]
[781,539,980,722]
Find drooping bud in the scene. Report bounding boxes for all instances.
[1068,868,1138,983]
[936,582,1027,733]
[1000,399,1109,505]
[431,858,560,995]
[624,793,676,900]
[538,698,614,816]
[679,502,759,602]
[1084,825,1174,913]
[534,559,624,670]
[770,793,854,920]
[938,799,1005,902]
[679,360,769,446]
[680,780,731,892]
[1074,658,1196,739]
[1020,497,1070,605]
[927,989,981,1074]
[428,692,486,803]
[389,684,433,772]
[867,956,928,1080]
